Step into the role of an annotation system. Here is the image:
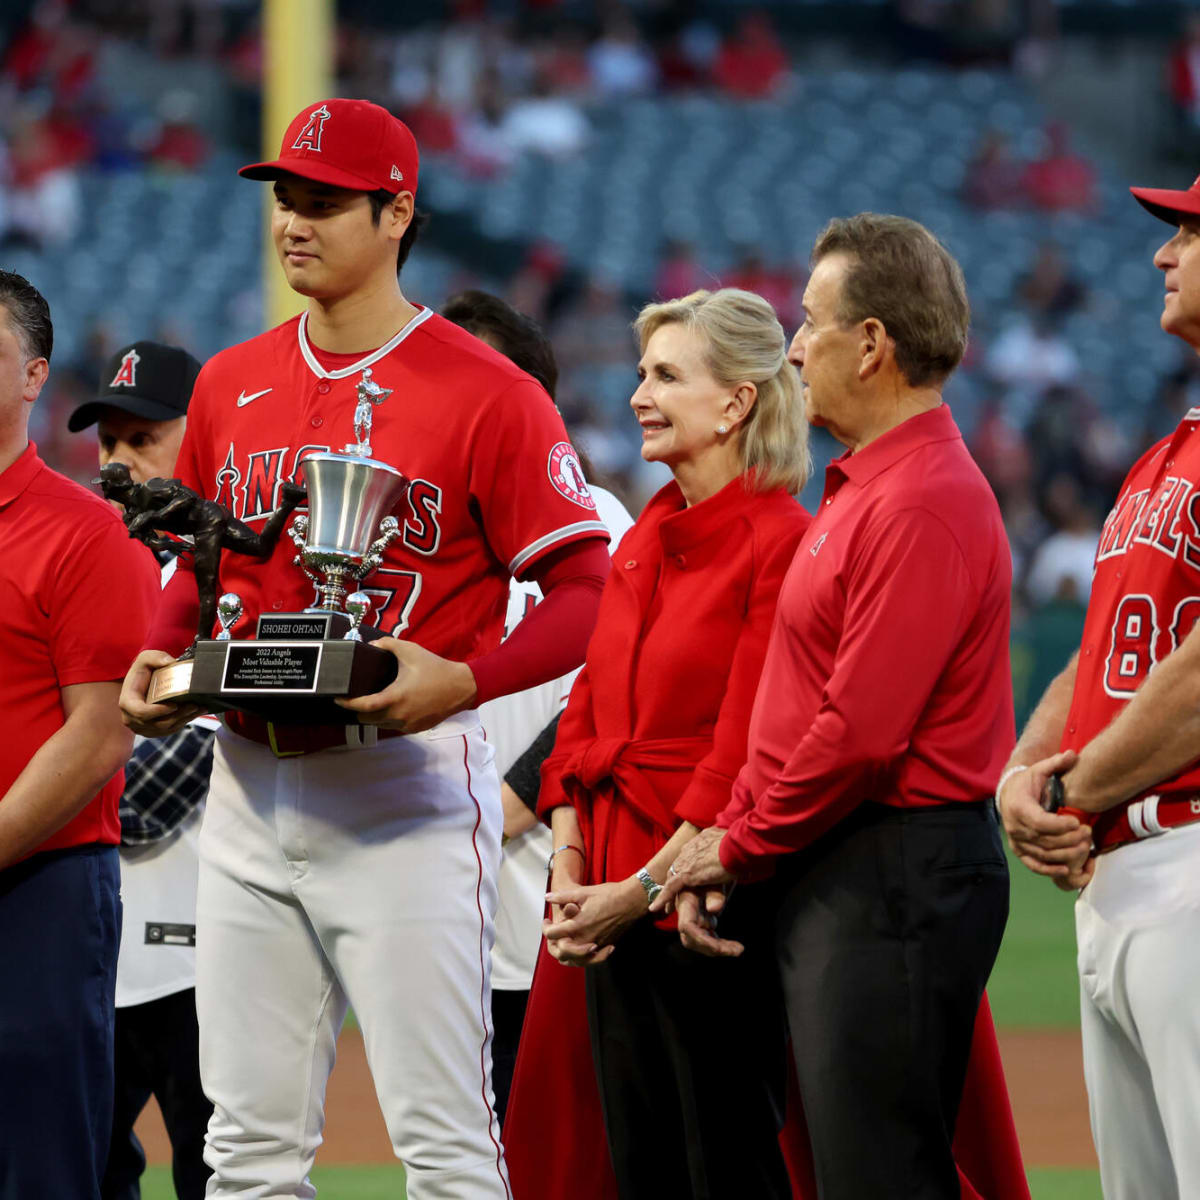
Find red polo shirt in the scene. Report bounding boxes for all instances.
[0,443,160,856]
[718,404,1014,877]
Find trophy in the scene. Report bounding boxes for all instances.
[102,368,411,724]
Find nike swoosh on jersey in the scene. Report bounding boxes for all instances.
[236,388,272,407]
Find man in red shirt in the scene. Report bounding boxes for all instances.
[996,175,1200,1199]
[0,270,160,1196]
[117,99,609,1198]
[659,215,1014,1199]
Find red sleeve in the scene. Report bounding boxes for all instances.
[672,527,804,828]
[468,538,609,705]
[469,378,609,579]
[141,372,209,655]
[719,508,977,877]
[143,561,200,657]
[53,516,161,685]
[537,660,598,820]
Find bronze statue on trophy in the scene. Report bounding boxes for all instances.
[98,462,307,654]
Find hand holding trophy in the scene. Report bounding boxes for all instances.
[103,369,412,725]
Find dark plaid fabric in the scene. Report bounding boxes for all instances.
[119,725,216,845]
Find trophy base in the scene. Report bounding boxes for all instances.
[147,659,197,704]
[146,612,398,725]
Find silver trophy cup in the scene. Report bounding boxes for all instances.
[291,452,409,613]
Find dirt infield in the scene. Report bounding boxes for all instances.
[134,1027,1098,1168]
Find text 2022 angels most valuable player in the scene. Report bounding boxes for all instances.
[119,98,611,1200]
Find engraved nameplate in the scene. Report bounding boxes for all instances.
[256,614,332,640]
[221,642,323,693]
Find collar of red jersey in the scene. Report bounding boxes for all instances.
[296,306,433,380]
[832,403,960,485]
[0,441,43,510]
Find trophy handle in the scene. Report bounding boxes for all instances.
[353,516,402,581]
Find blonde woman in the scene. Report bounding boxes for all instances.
[516,289,810,1199]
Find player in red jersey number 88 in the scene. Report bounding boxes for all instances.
[996,174,1200,1199]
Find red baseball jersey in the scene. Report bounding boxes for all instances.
[170,307,608,661]
[1063,408,1200,799]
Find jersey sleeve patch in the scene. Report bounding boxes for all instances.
[547,442,597,510]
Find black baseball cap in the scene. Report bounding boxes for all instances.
[67,340,202,432]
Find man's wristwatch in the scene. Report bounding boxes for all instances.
[635,867,663,906]
[1041,773,1065,813]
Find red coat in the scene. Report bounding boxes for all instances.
[538,473,810,885]
[509,475,1030,1200]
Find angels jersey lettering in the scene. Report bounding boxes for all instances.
[1065,412,1200,799]
[169,308,608,662]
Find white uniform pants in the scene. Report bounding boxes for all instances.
[1075,820,1200,1200]
[196,715,511,1199]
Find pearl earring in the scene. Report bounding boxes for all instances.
[716,424,729,434]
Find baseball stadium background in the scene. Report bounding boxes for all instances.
[5,0,1196,1194]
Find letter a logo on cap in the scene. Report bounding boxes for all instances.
[110,347,140,388]
[292,104,331,153]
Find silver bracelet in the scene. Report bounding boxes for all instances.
[547,843,585,873]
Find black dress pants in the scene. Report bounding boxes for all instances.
[775,801,1009,1200]
[490,986,529,1128]
[101,987,212,1200]
[586,894,791,1200]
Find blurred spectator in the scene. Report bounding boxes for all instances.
[654,240,707,301]
[1025,382,1090,489]
[147,0,227,57]
[533,24,592,96]
[1167,14,1200,133]
[3,105,88,250]
[507,240,570,326]
[1001,481,1051,597]
[970,392,1034,497]
[88,101,142,173]
[588,10,658,98]
[985,314,1081,417]
[552,275,634,379]
[1022,122,1096,213]
[457,79,517,177]
[712,12,790,100]
[1024,474,1101,606]
[501,76,589,158]
[402,87,460,156]
[657,16,722,90]
[1143,357,1200,446]
[432,15,489,110]
[146,91,211,172]
[1018,242,1087,320]
[724,247,803,329]
[962,130,1026,210]
[3,0,96,100]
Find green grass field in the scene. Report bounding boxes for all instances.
[141,1165,404,1197]
[141,1165,1103,1199]
[139,849,1096,1199]
[140,1165,1104,1198]
[988,845,1082,1030]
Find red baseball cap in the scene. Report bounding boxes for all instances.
[239,98,418,196]
[1130,174,1200,226]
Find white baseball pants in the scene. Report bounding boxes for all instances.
[195,715,511,1199]
[1075,819,1200,1200]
